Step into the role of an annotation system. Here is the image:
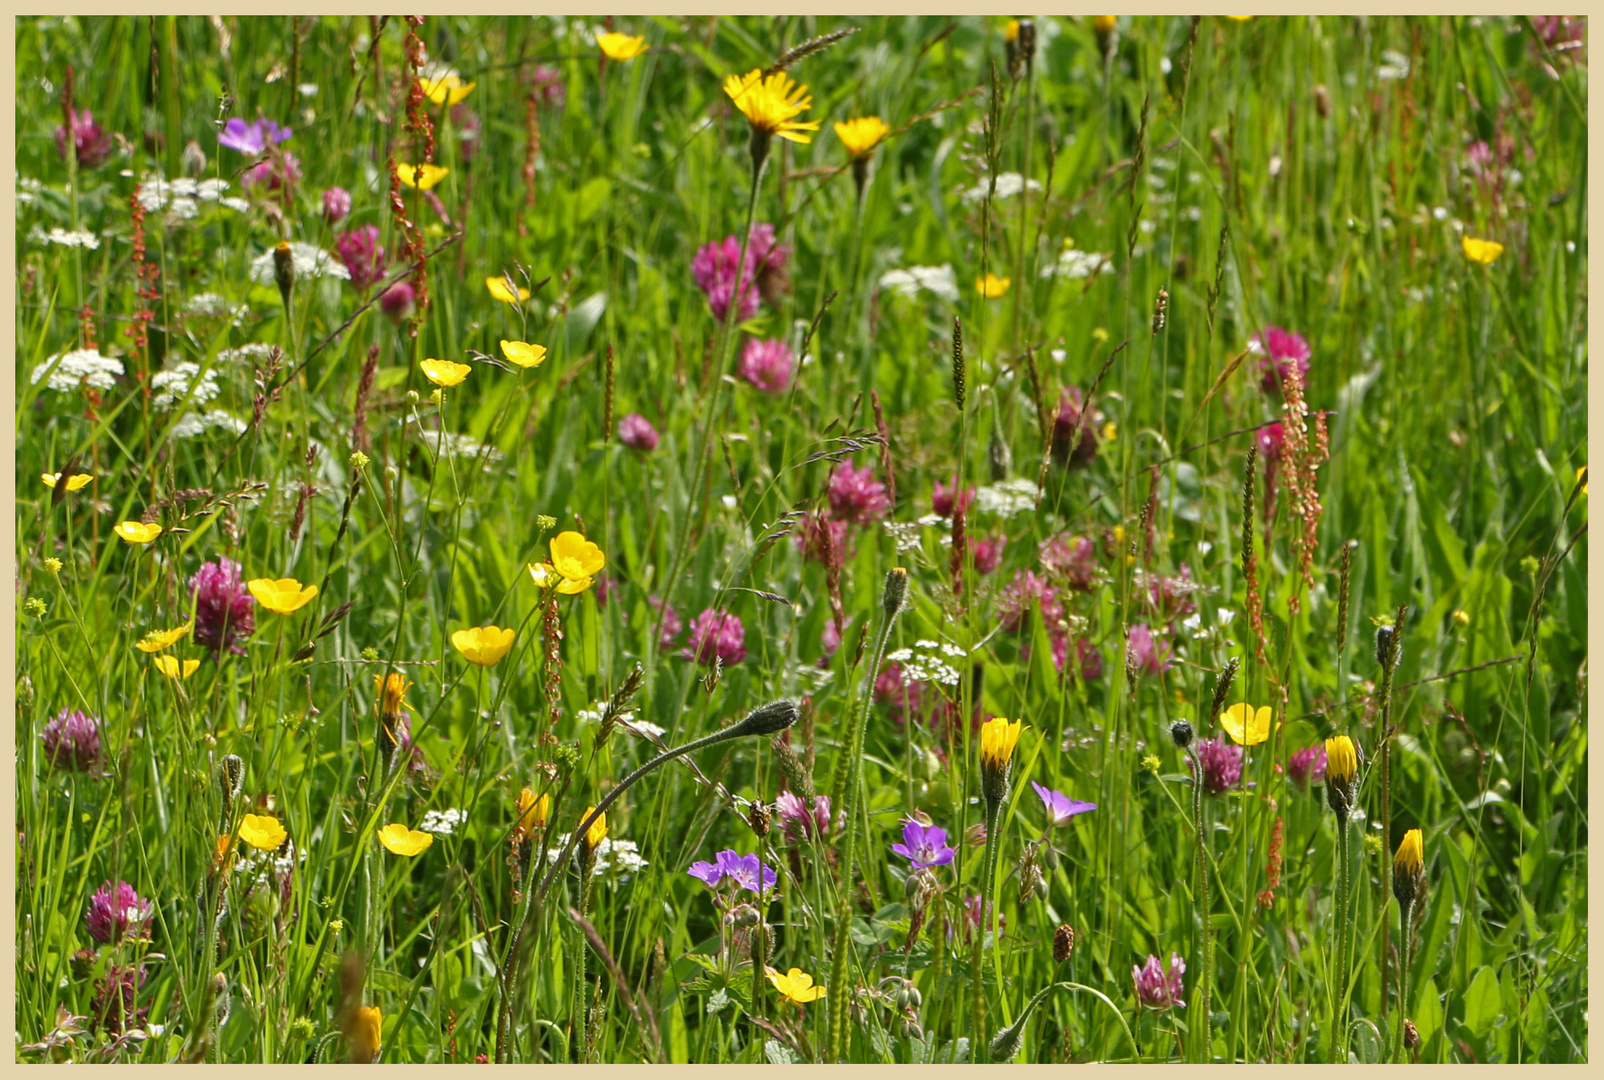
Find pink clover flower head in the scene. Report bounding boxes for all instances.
[1125,622,1172,676]
[41,707,104,774]
[1133,952,1186,1010]
[617,412,660,452]
[191,556,256,657]
[685,608,745,667]
[85,880,154,946]
[738,337,793,394]
[827,461,891,524]
[336,225,387,291]
[1250,325,1312,395]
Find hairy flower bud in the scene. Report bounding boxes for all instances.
[1169,719,1194,749]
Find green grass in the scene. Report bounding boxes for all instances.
[14,14,1587,1064]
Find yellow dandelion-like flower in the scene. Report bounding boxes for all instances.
[486,276,531,303]
[976,273,1012,299]
[598,32,649,61]
[421,73,476,106]
[452,626,516,666]
[583,806,608,850]
[135,623,191,653]
[722,69,822,145]
[374,672,410,716]
[517,787,551,831]
[501,340,548,369]
[42,472,93,492]
[1093,15,1117,33]
[396,162,449,191]
[834,116,891,160]
[420,358,472,387]
[980,717,1025,770]
[239,813,288,851]
[767,967,826,1004]
[1221,703,1274,747]
[248,578,319,615]
[1462,236,1504,265]
[348,1005,382,1063]
[152,655,201,680]
[1325,735,1358,786]
[377,823,434,856]
[114,521,163,545]
[1576,465,1587,496]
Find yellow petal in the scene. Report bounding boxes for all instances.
[135,624,191,653]
[1461,236,1504,265]
[452,626,516,666]
[376,823,434,856]
[556,575,593,595]
[42,472,93,492]
[976,274,1012,299]
[238,813,288,851]
[598,32,649,61]
[248,577,319,615]
[486,276,531,303]
[153,655,201,679]
[396,162,449,191]
[420,358,472,387]
[550,531,606,581]
[501,340,548,368]
[421,74,476,106]
[114,521,163,544]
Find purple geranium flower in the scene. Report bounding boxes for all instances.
[84,880,154,946]
[218,117,293,155]
[687,849,776,894]
[1030,782,1098,827]
[190,557,255,658]
[891,818,955,870]
[1133,952,1186,1010]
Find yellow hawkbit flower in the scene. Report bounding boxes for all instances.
[248,578,319,615]
[976,273,1012,299]
[597,32,649,61]
[1093,16,1117,33]
[1005,18,1022,42]
[153,655,201,679]
[980,717,1025,770]
[1392,828,1427,906]
[517,787,550,831]
[583,806,608,850]
[377,823,434,856]
[41,472,93,492]
[420,358,471,387]
[486,276,531,303]
[375,672,410,716]
[115,521,163,544]
[722,69,821,145]
[1325,735,1358,785]
[1461,236,1504,265]
[501,340,548,368]
[348,1005,382,1064]
[1221,703,1274,747]
[238,813,288,851]
[834,116,891,160]
[767,967,826,1004]
[420,73,476,106]
[451,626,516,666]
[1101,421,1118,442]
[135,624,191,653]
[396,162,449,191]
[549,531,606,594]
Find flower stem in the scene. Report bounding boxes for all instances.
[1190,750,1211,1063]
[1394,898,1415,1062]
[1330,813,1351,1062]
[974,793,1005,1050]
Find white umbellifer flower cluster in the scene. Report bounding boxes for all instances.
[218,343,279,366]
[30,348,123,392]
[1376,49,1411,81]
[151,362,222,411]
[877,263,960,304]
[973,478,1040,518]
[171,410,248,439]
[137,173,249,217]
[885,639,964,686]
[17,175,42,204]
[959,172,1044,204]
[411,423,505,465]
[880,520,924,554]
[238,840,306,888]
[32,226,100,249]
[545,835,650,879]
[1040,247,1110,280]
[248,242,352,285]
[420,808,467,835]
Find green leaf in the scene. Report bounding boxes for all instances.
[764,1039,798,1064]
[1521,986,1550,1057]
[1462,965,1499,1040]
[1413,977,1442,1056]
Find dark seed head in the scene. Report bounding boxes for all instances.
[1169,719,1195,749]
[1053,923,1076,962]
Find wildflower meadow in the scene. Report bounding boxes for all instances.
[13,14,1588,1063]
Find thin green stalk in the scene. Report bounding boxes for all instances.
[1190,750,1211,1063]
[974,793,1005,1050]
[1394,898,1415,1062]
[1330,814,1351,1063]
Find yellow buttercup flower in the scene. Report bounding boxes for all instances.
[1462,236,1504,265]
[1221,703,1274,747]
[239,813,288,851]
[517,787,550,831]
[834,116,891,160]
[583,806,608,850]
[248,578,319,615]
[976,273,1011,299]
[980,717,1025,770]
[486,276,531,303]
[396,162,449,191]
[115,521,163,544]
[1576,465,1587,495]
[135,623,191,653]
[1227,15,1254,21]
[153,655,201,680]
[42,472,93,492]
[348,1005,382,1063]
[452,625,515,666]
[1101,421,1118,442]
[377,823,434,856]
[502,340,548,368]
[767,967,826,1004]
[421,73,476,106]
[723,69,821,145]
[527,562,560,590]
[420,358,472,387]
[598,32,649,61]
[549,531,606,594]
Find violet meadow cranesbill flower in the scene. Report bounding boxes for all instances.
[1251,325,1311,395]
[828,462,890,524]
[738,337,793,394]
[890,818,956,870]
[190,556,256,657]
[617,413,659,452]
[1132,952,1186,1010]
[1030,782,1097,827]
[85,880,154,945]
[336,225,387,291]
[41,707,103,773]
[687,850,776,894]
[1288,743,1327,791]
[1195,736,1244,795]
[218,117,292,155]
[685,608,745,667]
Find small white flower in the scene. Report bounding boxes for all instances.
[914,639,939,650]
[1432,206,1449,221]
[1040,248,1109,280]
[171,410,247,439]
[218,343,279,366]
[1217,608,1237,627]
[939,642,967,658]
[41,227,100,249]
[1376,49,1410,80]
[1050,348,1067,363]
[248,242,351,284]
[622,717,666,741]
[915,512,947,528]
[878,263,959,304]
[960,172,1044,203]
[886,648,914,663]
[419,808,466,835]
[17,175,42,204]
[30,349,123,392]
[880,520,924,554]
[151,362,222,411]
[974,478,1040,518]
